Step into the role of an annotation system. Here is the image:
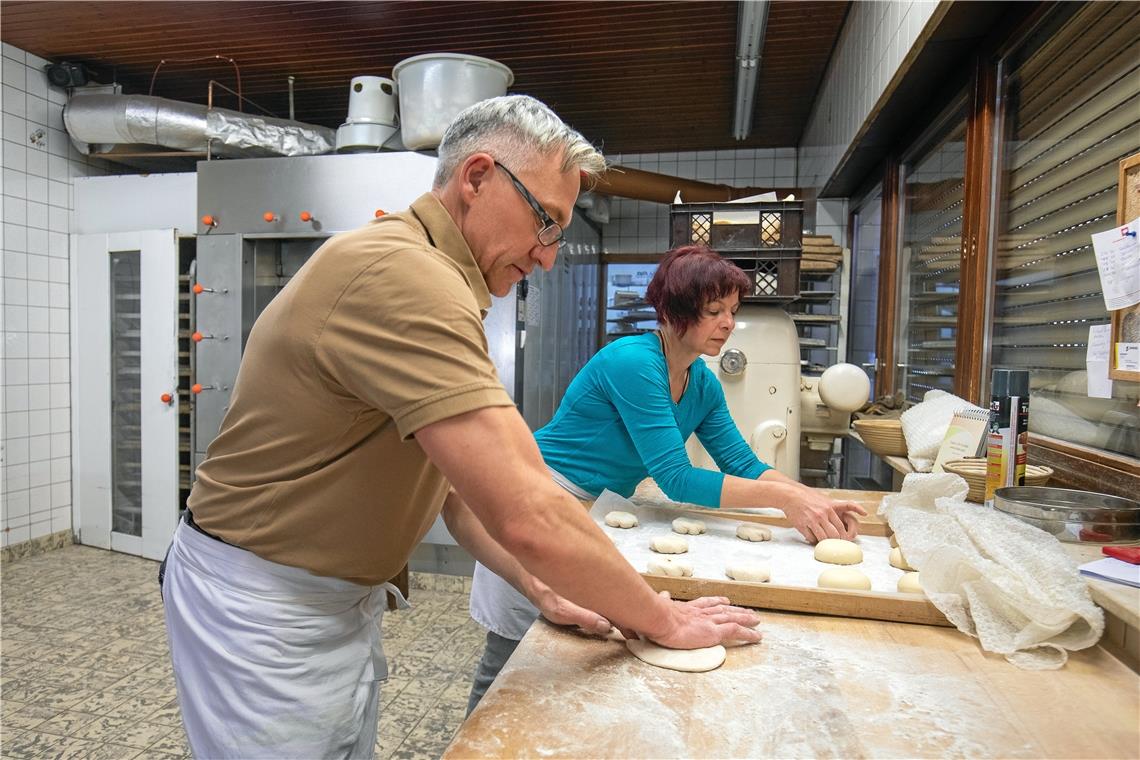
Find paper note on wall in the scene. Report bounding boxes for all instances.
[1118,342,1140,373]
[1086,324,1113,399]
[1090,218,1140,310]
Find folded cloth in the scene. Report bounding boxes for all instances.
[879,473,1105,669]
[900,390,987,471]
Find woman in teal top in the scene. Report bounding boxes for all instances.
[464,245,866,713]
[533,330,769,506]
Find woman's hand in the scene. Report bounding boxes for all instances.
[783,486,867,543]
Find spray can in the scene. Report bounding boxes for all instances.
[984,368,1030,507]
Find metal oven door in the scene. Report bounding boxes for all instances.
[73,230,181,560]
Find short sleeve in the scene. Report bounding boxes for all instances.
[314,249,514,438]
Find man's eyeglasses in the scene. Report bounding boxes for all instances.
[494,161,565,248]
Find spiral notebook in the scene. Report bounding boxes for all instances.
[932,407,992,473]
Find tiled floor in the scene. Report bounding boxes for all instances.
[1,544,487,759]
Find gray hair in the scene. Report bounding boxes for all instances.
[432,94,606,188]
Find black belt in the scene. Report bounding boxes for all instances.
[183,509,234,546]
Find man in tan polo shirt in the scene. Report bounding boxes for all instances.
[161,95,760,759]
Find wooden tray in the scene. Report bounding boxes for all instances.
[644,574,950,627]
[622,483,945,626]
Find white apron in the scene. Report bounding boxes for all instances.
[162,519,408,759]
[469,468,592,640]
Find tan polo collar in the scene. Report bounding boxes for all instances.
[408,193,492,312]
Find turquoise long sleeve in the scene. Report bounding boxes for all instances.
[535,333,770,507]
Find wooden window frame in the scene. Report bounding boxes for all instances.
[862,3,1139,497]
[874,160,901,400]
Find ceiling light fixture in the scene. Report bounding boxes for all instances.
[732,0,769,141]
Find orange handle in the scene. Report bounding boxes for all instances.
[263,211,276,223]
[192,283,204,294]
[192,331,204,342]
[201,215,216,227]
[191,383,204,394]
[160,392,173,404]
[374,209,386,218]
[300,211,313,222]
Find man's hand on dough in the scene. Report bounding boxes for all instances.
[643,592,762,650]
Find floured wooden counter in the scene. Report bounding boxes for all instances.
[445,616,1139,759]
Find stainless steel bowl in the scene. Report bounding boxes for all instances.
[993,486,1140,544]
[994,487,1135,540]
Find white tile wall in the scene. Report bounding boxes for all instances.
[798,0,939,191]
[815,198,849,249]
[1,43,115,549]
[601,147,798,254]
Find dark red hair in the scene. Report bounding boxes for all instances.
[645,245,751,335]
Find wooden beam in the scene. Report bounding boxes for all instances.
[875,159,901,399]
[955,53,999,406]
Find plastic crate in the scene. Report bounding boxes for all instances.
[670,201,803,304]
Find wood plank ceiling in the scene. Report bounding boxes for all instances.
[0,0,848,154]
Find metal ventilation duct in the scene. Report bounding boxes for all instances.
[63,93,335,158]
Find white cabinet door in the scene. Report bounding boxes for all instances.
[72,230,180,560]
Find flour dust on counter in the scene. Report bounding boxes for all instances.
[454,619,1038,759]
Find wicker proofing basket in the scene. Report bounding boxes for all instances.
[942,457,1054,503]
[851,418,908,457]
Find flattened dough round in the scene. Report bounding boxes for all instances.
[647,557,694,577]
[736,524,772,542]
[725,561,771,583]
[671,517,706,535]
[889,546,915,571]
[897,571,923,594]
[818,567,872,590]
[650,535,689,554]
[814,538,863,565]
[626,638,726,672]
[604,510,639,528]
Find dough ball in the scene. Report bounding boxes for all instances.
[889,533,899,548]
[889,546,915,571]
[897,572,923,594]
[736,524,772,542]
[650,535,689,554]
[725,561,771,583]
[626,638,726,672]
[647,557,694,577]
[671,517,706,535]
[818,567,872,590]
[813,538,863,565]
[604,510,638,529]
